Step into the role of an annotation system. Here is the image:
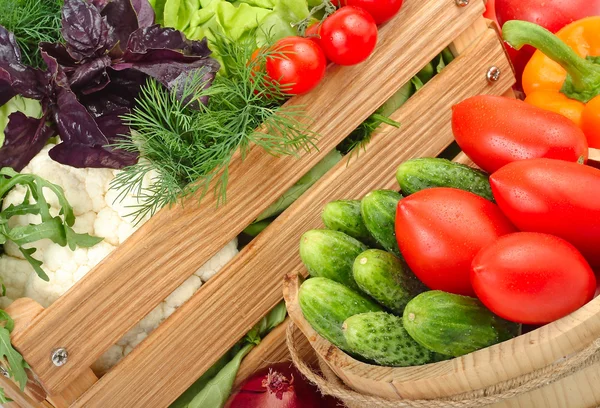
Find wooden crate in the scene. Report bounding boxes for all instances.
[0,0,517,406]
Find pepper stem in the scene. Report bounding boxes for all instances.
[502,20,600,103]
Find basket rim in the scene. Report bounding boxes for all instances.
[283,271,600,386]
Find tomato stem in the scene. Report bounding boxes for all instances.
[293,0,337,37]
[502,20,600,103]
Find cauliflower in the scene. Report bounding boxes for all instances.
[0,145,239,374]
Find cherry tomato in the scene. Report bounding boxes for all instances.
[265,37,327,95]
[319,6,378,66]
[395,188,517,296]
[490,158,600,267]
[339,0,403,25]
[452,95,588,174]
[471,232,596,325]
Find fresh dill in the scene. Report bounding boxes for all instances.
[111,33,318,223]
[0,0,63,68]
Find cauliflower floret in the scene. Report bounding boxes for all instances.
[0,146,239,374]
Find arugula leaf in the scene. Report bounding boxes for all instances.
[1,203,41,218]
[19,248,48,282]
[0,327,27,390]
[9,218,66,246]
[65,226,104,250]
[0,386,11,403]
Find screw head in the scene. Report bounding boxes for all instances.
[51,348,68,367]
[486,66,501,83]
[455,0,469,6]
[0,365,9,378]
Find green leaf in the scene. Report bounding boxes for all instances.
[0,326,28,390]
[0,386,12,403]
[65,227,104,251]
[0,310,15,333]
[1,203,42,218]
[188,343,254,408]
[1,284,6,297]
[19,248,48,282]
[8,218,66,246]
[411,75,424,91]
[265,301,287,332]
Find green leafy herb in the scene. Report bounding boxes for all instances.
[0,0,63,68]
[0,311,27,391]
[0,386,11,404]
[111,32,317,223]
[0,167,103,280]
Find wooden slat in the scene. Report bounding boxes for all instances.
[0,375,45,408]
[73,26,512,408]
[13,0,485,395]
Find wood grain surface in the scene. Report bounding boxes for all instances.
[72,22,511,407]
[12,0,485,396]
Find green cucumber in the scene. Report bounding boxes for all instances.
[299,277,383,351]
[299,229,368,289]
[343,312,432,367]
[403,291,520,357]
[321,200,375,246]
[396,158,493,201]
[353,249,426,314]
[361,190,402,257]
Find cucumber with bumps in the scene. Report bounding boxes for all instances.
[321,200,375,246]
[343,312,433,367]
[396,158,493,201]
[403,291,520,357]
[299,277,383,351]
[299,229,367,289]
[361,190,402,257]
[353,249,426,314]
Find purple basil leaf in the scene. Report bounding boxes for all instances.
[52,86,108,145]
[50,86,137,169]
[0,27,47,102]
[80,68,145,116]
[39,43,78,66]
[0,27,21,64]
[0,112,55,171]
[125,25,188,57]
[61,0,113,60]
[95,109,130,138]
[131,0,155,28]
[101,0,139,53]
[69,55,112,91]
[49,143,138,169]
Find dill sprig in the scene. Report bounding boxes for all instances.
[0,0,63,68]
[110,33,318,223]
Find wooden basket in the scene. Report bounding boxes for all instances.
[0,0,520,406]
[285,270,600,408]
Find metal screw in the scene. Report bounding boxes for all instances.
[486,66,501,83]
[51,348,68,367]
[455,0,469,7]
[0,365,9,378]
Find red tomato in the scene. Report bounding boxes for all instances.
[395,188,516,296]
[265,37,327,95]
[452,95,588,174]
[490,159,600,267]
[471,232,596,325]
[319,6,378,66]
[339,0,403,25]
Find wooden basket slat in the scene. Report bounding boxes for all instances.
[71,25,512,408]
[11,0,485,394]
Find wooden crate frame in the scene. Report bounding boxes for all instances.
[0,0,517,406]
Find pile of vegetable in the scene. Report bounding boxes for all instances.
[297,89,600,367]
